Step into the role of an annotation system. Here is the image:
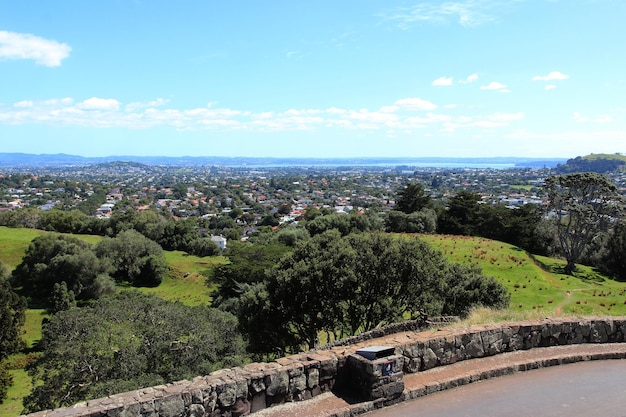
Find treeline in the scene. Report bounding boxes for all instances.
[556,156,626,174]
[0,208,223,257]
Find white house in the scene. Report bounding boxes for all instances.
[210,235,227,250]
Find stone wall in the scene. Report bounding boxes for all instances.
[22,316,626,417]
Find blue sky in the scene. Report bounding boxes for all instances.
[1,0,625,158]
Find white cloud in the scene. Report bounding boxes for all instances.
[593,115,613,123]
[125,98,170,111]
[465,73,479,83]
[545,85,556,91]
[77,97,121,111]
[573,112,589,123]
[380,0,522,29]
[394,97,438,110]
[487,112,524,121]
[480,81,507,91]
[532,71,569,81]
[379,105,399,113]
[0,30,71,67]
[433,76,453,86]
[13,100,33,108]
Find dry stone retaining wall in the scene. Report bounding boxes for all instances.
[23,316,626,417]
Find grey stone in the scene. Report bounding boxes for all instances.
[422,348,438,370]
[187,404,205,417]
[155,395,185,417]
[265,370,289,396]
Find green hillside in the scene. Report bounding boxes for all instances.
[420,234,626,316]
[582,153,626,162]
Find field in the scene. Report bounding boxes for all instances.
[420,234,626,316]
[3,227,626,416]
[138,250,227,306]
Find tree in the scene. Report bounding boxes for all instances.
[95,230,168,287]
[598,219,626,281]
[544,173,623,274]
[0,261,26,403]
[395,183,433,214]
[248,231,508,353]
[50,281,76,314]
[23,292,247,413]
[385,209,437,233]
[11,234,115,304]
[437,191,483,235]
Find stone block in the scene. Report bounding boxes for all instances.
[155,395,185,417]
[306,367,319,389]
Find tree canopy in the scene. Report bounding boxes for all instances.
[395,183,433,214]
[0,261,26,403]
[23,292,247,413]
[11,234,115,304]
[234,231,508,353]
[95,229,167,287]
[544,172,623,274]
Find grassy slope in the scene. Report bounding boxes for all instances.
[138,251,227,306]
[0,227,222,416]
[582,153,626,162]
[420,234,626,316]
[3,227,626,415]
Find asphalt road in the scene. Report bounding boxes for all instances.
[365,360,626,417]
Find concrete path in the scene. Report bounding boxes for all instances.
[366,360,626,417]
[254,343,626,417]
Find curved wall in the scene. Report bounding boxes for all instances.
[22,316,626,417]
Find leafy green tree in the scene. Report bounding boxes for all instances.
[11,234,115,304]
[250,231,508,352]
[50,281,76,314]
[437,191,483,235]
[0,262,26,403]
[41,209,89,234]
[477,204,543,252]
[211,241,291,307]
[440,263,509,316]
[544,173,623,274]
[306,212,383,237]
[23,292,247,413]
[95,230,167,287]
[598,219,626,281]
[385,209,437,233]
[395,183,433,214]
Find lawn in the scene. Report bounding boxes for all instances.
[0,227,46,268]
[419,234,626,316]
[137,250,227,306]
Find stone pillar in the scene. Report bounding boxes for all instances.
[347,346,405,405]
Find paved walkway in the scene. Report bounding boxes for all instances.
[254,343,626,417]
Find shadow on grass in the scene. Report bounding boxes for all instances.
[529,254,606,283]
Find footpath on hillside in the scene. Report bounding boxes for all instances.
[254,338,626,417]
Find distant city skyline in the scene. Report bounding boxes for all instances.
[1,1,625,158]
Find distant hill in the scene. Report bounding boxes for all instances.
[0,153,566,169]
[555,153,626,174]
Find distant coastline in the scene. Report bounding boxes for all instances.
[0,153,566,169]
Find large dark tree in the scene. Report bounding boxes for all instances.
[0,261,26,403]
[599,219,626,281]
[11,234,115,304]
[544,172,623,274]
[437,191,483,235]
[395,183,433,214]
[95,229,168,287]
[239,231,508,353]
[23,292,247,413]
